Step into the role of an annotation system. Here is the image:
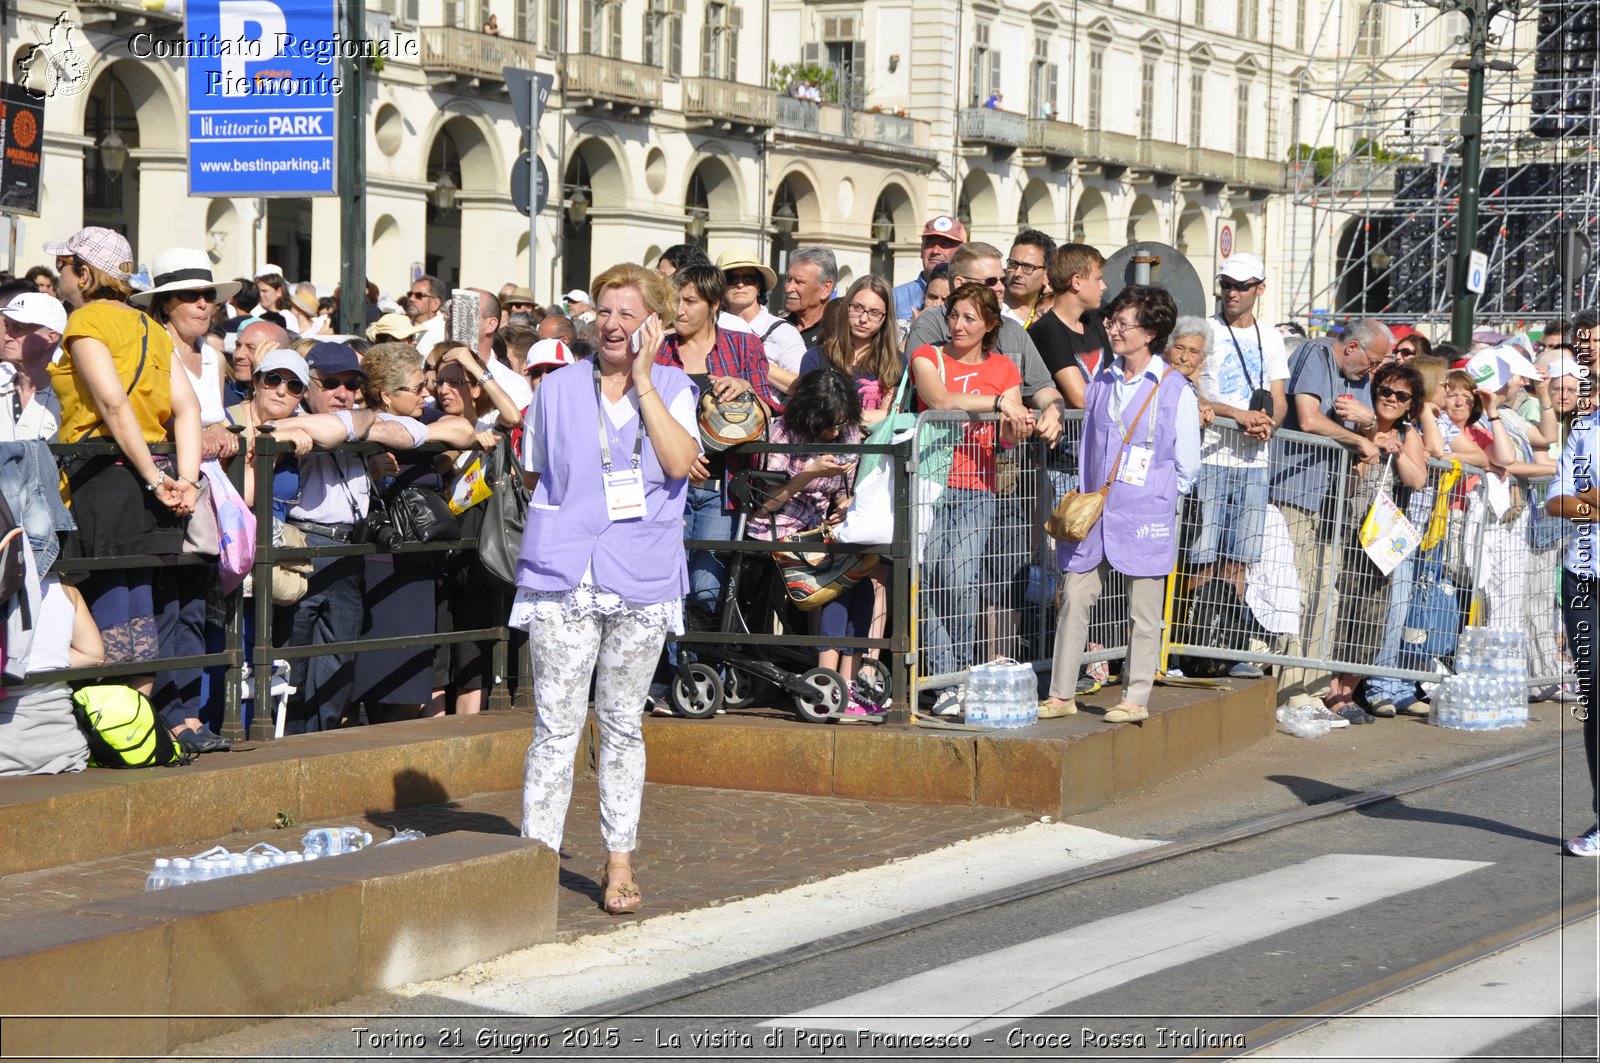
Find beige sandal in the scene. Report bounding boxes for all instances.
[600,861,642,915]
[1103,702,1149,723]
[1038,696,1078,719]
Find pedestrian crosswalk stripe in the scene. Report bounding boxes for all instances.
[767,854,1491,1038]
[1241,915,1598,1060]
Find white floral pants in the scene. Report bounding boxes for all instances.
[520,605,666,853]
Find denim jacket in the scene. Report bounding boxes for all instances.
[0,440,77,575]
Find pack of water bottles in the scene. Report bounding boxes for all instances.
[964,659,1040,729]
[1431,627,1529,731]
[144,827,423,890]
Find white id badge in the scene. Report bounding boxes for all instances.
[602,469,648,521]
[1118,445,1153,487]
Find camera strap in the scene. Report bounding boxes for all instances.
[1223,319,1263,395]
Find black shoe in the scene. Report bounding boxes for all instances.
[181,727,232,754]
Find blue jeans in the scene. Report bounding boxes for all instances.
[921,487,996,680]
[1190,463,1270,565]
[684,484,736,615]
[153,567,207,731]
[1365,553,1418,707]
[276,532,364,733]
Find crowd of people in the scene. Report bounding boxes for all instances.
[0,216,1596,912]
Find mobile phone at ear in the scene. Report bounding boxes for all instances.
[630,325,645,353]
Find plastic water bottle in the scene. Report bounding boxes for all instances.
[966,668,994,726]
[301,826,373,857]
[249,855,271,873]
[145,858,174,891]
[168,857,194,886]
[1011,665,1037,728]
[376,829,426,847]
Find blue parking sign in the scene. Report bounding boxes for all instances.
[186,0,338,196]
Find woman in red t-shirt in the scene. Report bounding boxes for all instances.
[908,282,1023,715]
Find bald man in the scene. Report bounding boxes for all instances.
[469,287,532,409]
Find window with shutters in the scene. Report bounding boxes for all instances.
[515,0,530,40]
[1354,3,1382,57]
[970,23,999,107]
[1235,80,1250,154]
[1189,71,1203,145]
[1195,0,1205,28]
[544,0,561,50]
[702,3,740,80]
[477,0,490,31]
[669,14,683,76]
[1296,0,1307,50]
[821,12,864,107]
[444,0,461,28]
[1140,57,1156,138]
[1029,37,1059,118]
[607,2,622,57]
[1088,49,1104,129]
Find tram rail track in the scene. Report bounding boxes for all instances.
[486,737,1578,1058]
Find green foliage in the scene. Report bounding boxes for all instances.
[1349,136,1407,162]
[770,61,838,103]
[275,809,299,829]
[1290,143,1338,181]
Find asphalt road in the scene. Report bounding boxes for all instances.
[197,740,1598,1063]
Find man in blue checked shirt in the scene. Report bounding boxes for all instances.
[1548,387,1600,856]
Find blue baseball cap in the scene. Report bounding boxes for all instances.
[305,341,366,378]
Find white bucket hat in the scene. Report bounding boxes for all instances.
[128,248,242,309]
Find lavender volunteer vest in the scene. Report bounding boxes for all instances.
[515,363,695,603]
[1060,363,1189,578]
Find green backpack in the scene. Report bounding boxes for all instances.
[70,685,188,768]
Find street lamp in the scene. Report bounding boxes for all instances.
[567,186,590,226]
[431,171,459,212]
[772,200,796,235]
[871,209,893,244]
[98,129,128,175]
[687,206,708,242]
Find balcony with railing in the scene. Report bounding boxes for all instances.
[419,26,537,81]
[776,99,936,163]
[683,77,776,130]
[1027,118,1088,158]
[563,53,662,111]
[1083,129,1142,169]
[1139,139,1191,174]
[1237,155,1287,190]
[958,107,1029,148]
[1188,147,1237,183]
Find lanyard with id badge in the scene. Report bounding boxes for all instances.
[595,367,649,521]
[1110,372,1163,489]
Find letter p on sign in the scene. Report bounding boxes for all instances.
[218,0,288,96]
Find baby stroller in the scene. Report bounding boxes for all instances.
[665,468,892,722]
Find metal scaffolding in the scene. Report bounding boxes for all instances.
[1286,0,1599,331]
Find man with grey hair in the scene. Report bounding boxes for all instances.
[783,247,837,347]
[468,287,532,409]
[406,274,448,355]
[1270,318,1391,723]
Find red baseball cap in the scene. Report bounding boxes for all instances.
[919,215,967,244]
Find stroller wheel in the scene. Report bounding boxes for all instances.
[852,657,892,711]
[723,668,770,710]
[670,663,725,720]
[793,667,848,723]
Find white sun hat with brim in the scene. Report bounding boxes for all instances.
[128,248,242,309]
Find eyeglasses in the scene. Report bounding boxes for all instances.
[390,384,425,395]
[726,272,764,287]
[1005,258,1042,276]
[171,288,217,304]
[1375,385,1413,403]
[1106,317,1145,333]
[314,375,362,392]
[847,303,886,323]
[969,275,1005,289]
[257,371,307,396]
[1218,278,1260,292]
[407,289,435,301]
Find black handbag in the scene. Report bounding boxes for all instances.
[478,436,529,585]
[385,485,460,544]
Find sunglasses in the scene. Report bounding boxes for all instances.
[726,272,764,287]
[1375,385,1413,403]
[171,288,218,304]
[390,384,425,395]
[1393,346,1418,358]
[314,375,362,392]
[970,275,1005,289]
[407,290,435,300]
[257,371,307,396]
[1218,278,1259,292]
[436,374,471,387]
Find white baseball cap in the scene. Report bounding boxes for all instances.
[255,350,312,386]
[563,289,591,305]
[525,338,574,371]
[0,292,69,334]
[1218,253,1267,284]
[1466,344,1543,392]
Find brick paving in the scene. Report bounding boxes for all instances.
[0,780,1030,939]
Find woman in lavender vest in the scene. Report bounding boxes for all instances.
[510,263,700,915]
[1041,285,1200,723]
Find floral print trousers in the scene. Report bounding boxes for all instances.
[520,605,667,853]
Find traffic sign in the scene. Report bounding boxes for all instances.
[511,154,548,218]
[1466,249,1489,294]
[1216,220,1235,262]
[185,0,337,196]
[503,68,554,133]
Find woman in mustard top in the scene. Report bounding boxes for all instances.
[46,228,218,753]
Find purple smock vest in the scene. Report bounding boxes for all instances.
[515,362,696,604]
[1060,362,1189,578]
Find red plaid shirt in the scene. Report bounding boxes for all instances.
[656,326,780,411]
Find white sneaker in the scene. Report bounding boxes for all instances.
[931,688,964,717]
[1302,702,1351,729]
